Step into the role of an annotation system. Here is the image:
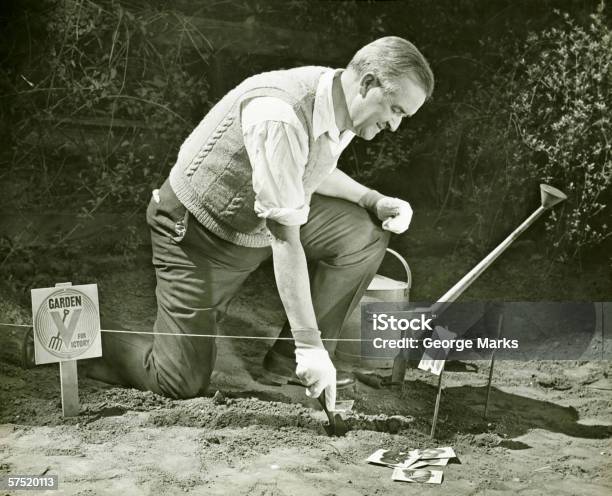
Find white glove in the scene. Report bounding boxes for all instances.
[295,347,336,411]
[378,198,413,234]
[373,196,401,221]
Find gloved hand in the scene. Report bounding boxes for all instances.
[380,198,413,234]
[373,196,402,221]
[295,347,337,411]
[358,189,413,234]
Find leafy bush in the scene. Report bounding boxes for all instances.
[511,5,611,258]
[2,0,211,213]
[2,0,608,265]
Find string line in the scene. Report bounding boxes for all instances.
[0,322,369,342]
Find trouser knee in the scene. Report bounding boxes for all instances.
[154,361,213,400]
[157,373,211,400]
[340,216,390,264]
[371,224,391,257]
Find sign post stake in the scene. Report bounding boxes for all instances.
[54,282,79,417]
[430,365,445,439]
[59,359,79,417]
[484,313,504,419]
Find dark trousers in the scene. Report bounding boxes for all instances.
[91,180,389,399]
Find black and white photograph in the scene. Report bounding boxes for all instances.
[391,467,444,484]
[0,0,610,494]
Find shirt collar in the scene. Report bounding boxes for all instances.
[313,69,352,143]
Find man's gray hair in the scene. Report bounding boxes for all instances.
[348,36,434,99]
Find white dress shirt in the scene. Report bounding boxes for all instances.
[241,69,355,226]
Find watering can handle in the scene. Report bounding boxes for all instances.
[385,248,412,289]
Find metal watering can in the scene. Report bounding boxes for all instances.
[335,248,411,368]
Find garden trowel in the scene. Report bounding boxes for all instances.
[318,390,351,437]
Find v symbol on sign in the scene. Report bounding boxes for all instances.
[50,308,82,345]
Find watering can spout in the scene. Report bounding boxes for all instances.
[540,184,567,209]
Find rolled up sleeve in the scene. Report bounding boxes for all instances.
[242,97,310,226]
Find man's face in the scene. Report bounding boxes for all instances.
[348,73,427,140]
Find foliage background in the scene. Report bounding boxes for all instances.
[0,0,610,297]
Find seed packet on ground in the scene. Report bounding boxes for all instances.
[391,467,444,484]
[412,446,456,460]
[404,458,450,470]
[366,449,419,468]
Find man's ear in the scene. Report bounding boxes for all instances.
[359,72,380,97]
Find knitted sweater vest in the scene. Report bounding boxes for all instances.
[169,66,335,248]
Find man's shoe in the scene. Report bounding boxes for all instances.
[262,348,355,389]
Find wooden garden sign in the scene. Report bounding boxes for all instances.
[30,282,101,417]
